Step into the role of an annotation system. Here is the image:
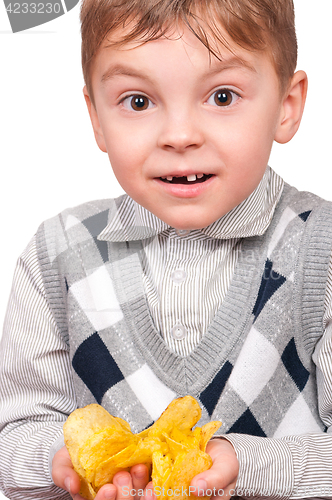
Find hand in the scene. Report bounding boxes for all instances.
[52,445,150,500]
[190,439,239,500]
[105,471,153,500]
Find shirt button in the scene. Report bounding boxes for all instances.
[171,324,187,340]
[175,228,190,237]
[171,269,187,284]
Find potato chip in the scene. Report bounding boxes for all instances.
[63,405,132,499]
[63,404,124,476]
[148,396,201,438]
[163,434,189,457]
[200,421,222,452]
[136,427,151,439]
[162,452,186,492]
[155,397,200,435]
[94,443,137,490]
[64,396,222,500]
[117,437,168,469]
[115,417,132,432]
[169,428,200,450]
[65,470,94,500]
[192,427,202,442]
[166,449,212,500]
[78,475,96,500]
[79,428,137,482]
[151,450,172,491]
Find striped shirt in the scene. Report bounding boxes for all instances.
[1,166,332,499]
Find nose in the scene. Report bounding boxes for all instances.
[157,110,204,153]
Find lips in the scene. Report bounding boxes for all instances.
[160,174,213,184]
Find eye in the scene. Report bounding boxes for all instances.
[207,89,239,107]
[121,94,154,112]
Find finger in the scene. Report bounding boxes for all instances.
[92,468,149,500]
[113,471,134,500]
[142,481,156,500]
[193,465,236,493]
[72,494,94,500]
[93,483,117,500]
[131,464,150,494]
[52,446,81,496]
[190,439,239,499]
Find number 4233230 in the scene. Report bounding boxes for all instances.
[6,2,61,14]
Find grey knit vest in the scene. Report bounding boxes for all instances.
[36,184,332,437]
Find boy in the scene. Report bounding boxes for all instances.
[1,1,332,500]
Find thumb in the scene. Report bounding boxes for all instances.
[190,439,239,498]
[52,446,81,496]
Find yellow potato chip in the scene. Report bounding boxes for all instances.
[76,471,96,500]
[169,428,199,449]
[117,437,168,469]
[167,449,212,500]
[200,421,222,451]
[94,443,137,490]
[192,427,202,442]
[115,417,132,432]
[63,404,124,476]
[163,434,189,457]
[162,452,186,492]
[79,428,137,483]
[136,427,151,439]
[148,396,201,438]
[64,397,222,500]
[151,450,172,491]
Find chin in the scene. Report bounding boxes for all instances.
[164,215,217,231]
[150,204,225,231]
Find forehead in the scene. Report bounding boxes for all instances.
[92,25,273,87]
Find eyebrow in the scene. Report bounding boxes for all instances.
[204,56,258,78]
[101,56,257,85]
[101,65,155,85]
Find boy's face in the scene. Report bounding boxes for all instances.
[85,27,303,230]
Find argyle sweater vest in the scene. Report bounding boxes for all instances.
[36,184,332,438]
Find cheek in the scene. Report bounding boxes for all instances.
[230,111,277,166]
[209,111,276,201]
[102,119,156,169]
[213,125,272,172]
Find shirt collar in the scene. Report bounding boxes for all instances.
[98,166,284,242]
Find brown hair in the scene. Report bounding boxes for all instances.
[81,0,297,105]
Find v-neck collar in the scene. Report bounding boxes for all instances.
[106,184,293,395]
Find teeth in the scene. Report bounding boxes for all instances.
[163,174,206,182]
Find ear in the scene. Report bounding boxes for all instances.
[274,70,308,144]
[83,86,107,153]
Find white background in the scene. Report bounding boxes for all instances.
[0,2,331,498]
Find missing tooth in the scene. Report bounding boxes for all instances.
[160,174,212,184]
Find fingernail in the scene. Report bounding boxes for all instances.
[145,486,154,499]
[104,487,116,499]
[196,479,207,495]
[64,477,71,493]
[116,474,129,486]
[133,468,146,480]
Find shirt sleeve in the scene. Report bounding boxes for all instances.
[224,250,332,500]
[0,236,76,500]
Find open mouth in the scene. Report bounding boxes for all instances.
[159,174,213,184]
